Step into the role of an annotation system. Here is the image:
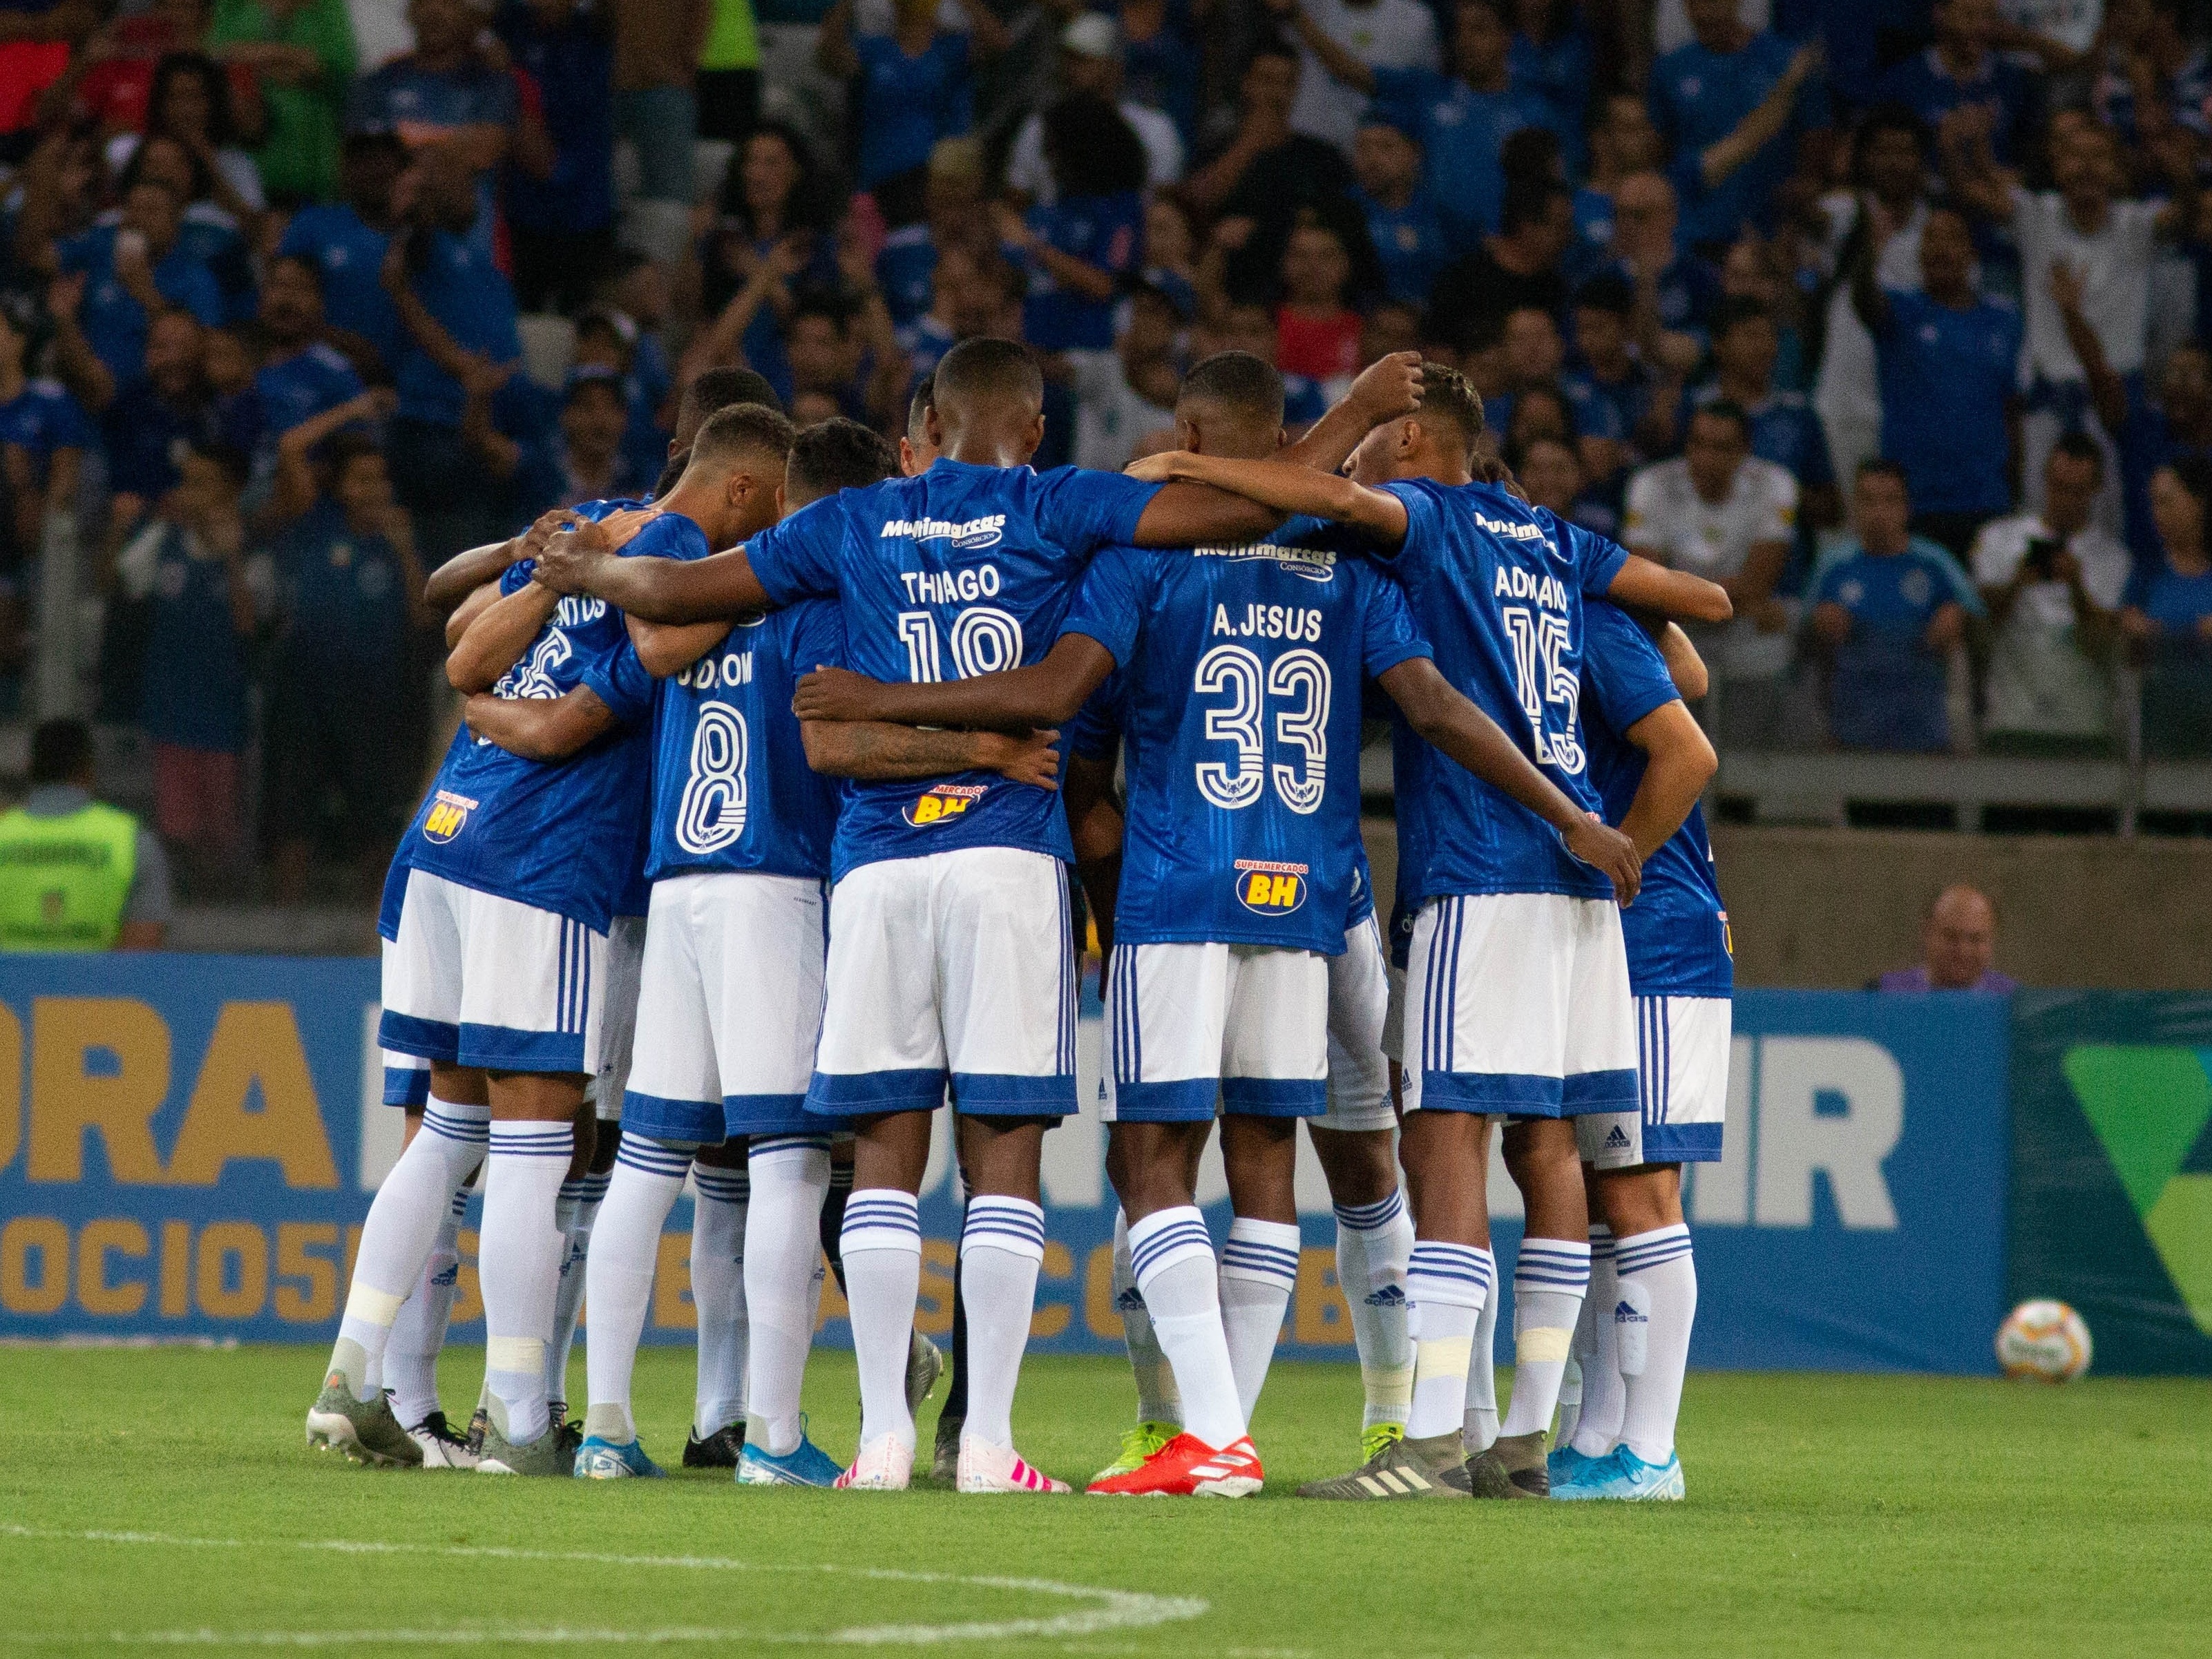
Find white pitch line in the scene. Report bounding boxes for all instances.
[0,1526,1209,1649]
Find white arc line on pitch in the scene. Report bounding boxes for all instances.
[0,1526,1210,1648]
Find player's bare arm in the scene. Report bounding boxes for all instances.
[1064,751,1124,959]
[1604,555,1735,624]
[1127,450,1411,545]
[1277,350,1426,473]
[424,509,576,615]
[1376,656,1641,903]
[1655,620,1710,699]
[792,633,1117,730]
[1617,700,1717,861]
[443,578,502,649]
[447,579,560,692]
[799,721,1062,789]
[538,539,774,623]
[461,684,616,761]
[629,615,734,678]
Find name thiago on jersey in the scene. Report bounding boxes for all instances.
[901,564,1005,605]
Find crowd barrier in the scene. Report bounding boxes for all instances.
[0,957,2202,1374]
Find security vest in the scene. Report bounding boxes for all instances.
[0,801,139,951]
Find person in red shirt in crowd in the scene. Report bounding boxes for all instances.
[1275,212,1362,391]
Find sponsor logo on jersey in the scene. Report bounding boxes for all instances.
[904,783,988,827]
[1232,857,1308,917]
[882,513,1007,551]
[421,789,478,843]
[1193,541,1337,582]
[1476,512,1547,543]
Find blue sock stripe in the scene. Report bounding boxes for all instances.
[749,1133,831,1159]
[962,1207,1047,1247]
[557,1178,589,1200]
[576,1174,611,1201]
[1129,1219,1214,1278]
[828,1165,856,1195]
[488,1127,574,1157]
[692,1170,751,1203]
[616,1141,694,1178]
[1333,1190,1404,1230]
[448,1190,470,1219]
[1616,1238,1695,1275]
[1408,1242,1495,1290]
[421,1107,490,1144]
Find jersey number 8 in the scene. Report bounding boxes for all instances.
[1194,643,1331,815]
[676,704,747,854]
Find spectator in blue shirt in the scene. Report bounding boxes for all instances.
[2122,341,2212,560]
[253,256,368,445]
[277,133,410,372]
[1508,426,1618,537]
[1875,0,2039,166]
[345,0,519,267]
[495,0,617,313]
[1564,271,1670,499]
[2122,455,2212,757]
[1349,111,1449,307]
[1852,204,2023,562]
[999,94,1147,355]
[694,122,842,409]
[1697,294,1836,530]
[1649,0,1824,248]
[53,175,225,385]
[1507,0,1590,171]
[817,0,1007,194]
[1812,459,1976,753]
[1608,168,1721,380]
[0,300,90,568]
[114,130,259,326]
[1568,92,1666,284]
[256,429,428,903]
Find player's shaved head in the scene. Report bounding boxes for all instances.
[788,417,899,510]
[932,338,1045,461]
[1176,352,1285,460]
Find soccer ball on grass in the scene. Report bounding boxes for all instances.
[1995,1299,2092,1381]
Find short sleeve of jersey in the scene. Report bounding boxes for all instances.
[1581,601,1680,736]
[742,494,848,606]
[1357,565,1432,679]
[788,596,846,676]
[580,637,655,726]
[621,511,712,566]
[1060,544,1150,667]
[1371,479,1445,582]
[1560,516,1630,595]
[1067,671,1124,761]
[1032,466,1161,560]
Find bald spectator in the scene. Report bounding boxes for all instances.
[1875,885,2019,992]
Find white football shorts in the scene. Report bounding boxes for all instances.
[1318,914,1394,1132]
[1577,994,1731,1167]
[808,846,1077,1120]
[380,869,606,1075]
[1101,939,1328,1122]
[382,1051,430,1109]
[1402,892,1634,1118]
[591,913,646,1122]
[624,872,829,1146]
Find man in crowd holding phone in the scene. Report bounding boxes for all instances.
[1970,433,2129,757]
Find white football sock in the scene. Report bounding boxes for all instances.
[1462,1272,1500,1453]
[958,1196,1046,1450]
[1334,1189,1414,1428]
[478,1120,573,1446]
[580,1137,690,1445]
[331,1099,487,1402]
[744,1135,832,1457]
[544,1170,606,1408]
[690,1162,750,1438]
[1129,1207,1242,1449]
[1113,1208,1180,1426]
[843,1189,922,1451]
[1406,1240,1491,1439]
[1500,1236,1592,1440]
[1218,1217,1299,1423]
[383,1185,468,1428]
[1615,1224,1697,1465]
[1571,1225,1624,1456]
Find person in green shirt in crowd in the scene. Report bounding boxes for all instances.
[209,0,357,207]
[0,719,173,951]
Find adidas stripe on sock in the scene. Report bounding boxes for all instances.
[1406,1240,1493,1439]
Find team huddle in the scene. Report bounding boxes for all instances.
[305,334,1736,1502]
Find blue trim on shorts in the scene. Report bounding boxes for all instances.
[951,1071,1074,1119]
[1221,1077,1328,1118]
[1561,1067,1639,1115]
[622,1088,727,1145]
[383,1064,432,1108]
[1420,1066,1637,1118]
[1642,1122,1724,1162]
[805,1068,947,1118]
[1109,1077,1218,1122]
[459,1022,586,1075]
[379,1010,459,1065]
[722,1093,817,1135]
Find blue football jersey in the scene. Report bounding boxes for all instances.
[1362,480,1627,904]
[1579,602,1732,997]
[647,596,845,883]
[742,458,1159,880]
[387,526,658,937]
[1062,539,1429,954]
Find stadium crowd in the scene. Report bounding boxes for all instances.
[0,0,2207,900]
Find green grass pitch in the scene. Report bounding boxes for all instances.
[3,1344,2208,1656]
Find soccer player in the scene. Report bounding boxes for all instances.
[307,499,658,1480]
[1547,603,1726,1503]
[534,336,1427,1491]
[1121,365,1730,1499]
[793,354,1636,1496]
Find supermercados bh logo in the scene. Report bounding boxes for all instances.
[421,790,476,844]
[1194,543,1337,583]
[904,783,987,827]
[881,514,1007,552]
[1234,859,1307,916]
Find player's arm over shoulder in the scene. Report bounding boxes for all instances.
[1603,549,1734,624]
[462,684,614,760]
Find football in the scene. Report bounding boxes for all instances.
[1996,1300,2094,1382]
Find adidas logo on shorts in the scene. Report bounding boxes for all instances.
[1604,1125,1632,1149]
